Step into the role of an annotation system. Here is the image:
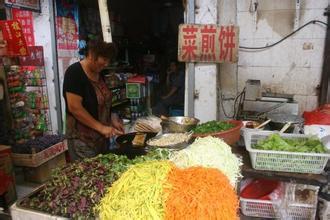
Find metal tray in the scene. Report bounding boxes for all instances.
[14,184,69,219]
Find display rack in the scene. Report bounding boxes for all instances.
[6,62,52,144]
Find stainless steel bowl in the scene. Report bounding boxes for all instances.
[146,133,192,150]
[161,116,200,133]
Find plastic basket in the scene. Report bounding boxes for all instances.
[286,205,317,220]
[241,198,318,220]
[241,184,318,220]
[244,130,330,174]
[240,198,279,218]
[319,197,330,220]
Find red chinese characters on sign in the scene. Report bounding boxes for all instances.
[0,20,29,56]
[219,26,236,62]
[178,24,239,63]
[181,25,198,60]
[200,25,216,62]
[12,8,35,46]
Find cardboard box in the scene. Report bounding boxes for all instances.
[0,145,17,207]
[24,153,66,183]
[12,140,68,167]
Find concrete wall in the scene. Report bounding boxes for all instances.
[219,0,328,118]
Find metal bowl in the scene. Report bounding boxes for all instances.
[146,133,192,150]
[161,116,200,133]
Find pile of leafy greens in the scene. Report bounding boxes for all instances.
[253,134,327,153]
[21,149,170,219]
[192,121,235,134]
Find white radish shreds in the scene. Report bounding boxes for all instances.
[170,136,242,186]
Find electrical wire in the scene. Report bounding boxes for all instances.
[234,88,246,119]
[233,88,245,119]
[220,88,245,119]
[239,20,328,50]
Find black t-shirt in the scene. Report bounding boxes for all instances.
[63,62,99,120]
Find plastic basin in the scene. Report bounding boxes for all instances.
[192,120,243,145]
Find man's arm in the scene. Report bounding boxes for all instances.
[66,92,122,137]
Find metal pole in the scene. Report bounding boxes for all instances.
[49,0,63,133]
[320,5,330,105]
[186,0,195,117]
[98,0,112,43]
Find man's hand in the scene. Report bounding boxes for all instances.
[111,114,125,133]
[99,125,123,138]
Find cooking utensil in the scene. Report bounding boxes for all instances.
[113,132,157,159]
[161,116,200,133]
[279,122,292,133]
[255,119,271,129]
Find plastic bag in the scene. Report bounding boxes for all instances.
[304,105,330,138]
[273,183,319,220]
[303,105,330,125]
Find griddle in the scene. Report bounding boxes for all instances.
[109,132,157,159]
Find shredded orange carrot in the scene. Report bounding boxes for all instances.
[164,166,239,220]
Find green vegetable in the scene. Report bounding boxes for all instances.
[192,120,235,134]
[253,134,327,153]
[20,149,171,219]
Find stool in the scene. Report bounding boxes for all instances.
[169,105,184,116]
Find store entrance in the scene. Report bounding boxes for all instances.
[108,0,184,115]
[78,0,185,117]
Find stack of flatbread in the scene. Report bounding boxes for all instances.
[134,116,162,133]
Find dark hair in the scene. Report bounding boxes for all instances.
[86,40,117,60]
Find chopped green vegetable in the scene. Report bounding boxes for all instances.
[253,134,327,153]
[20,149,171,219]
[192,120,235,134]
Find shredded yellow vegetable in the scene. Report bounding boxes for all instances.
[97,161,174,220]
[170,136,242,186]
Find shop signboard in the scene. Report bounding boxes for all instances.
[0,20,28,56]
[5,0,41,13]
[19,46,44,66]
[178,24,239,63]
[12,8,35,46]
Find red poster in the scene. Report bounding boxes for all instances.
[19,46,44,66]
[0,20,29,56]
[12,8,35,46]
[56,16,78,50]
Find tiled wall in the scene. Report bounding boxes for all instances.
[219,0,328,117]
